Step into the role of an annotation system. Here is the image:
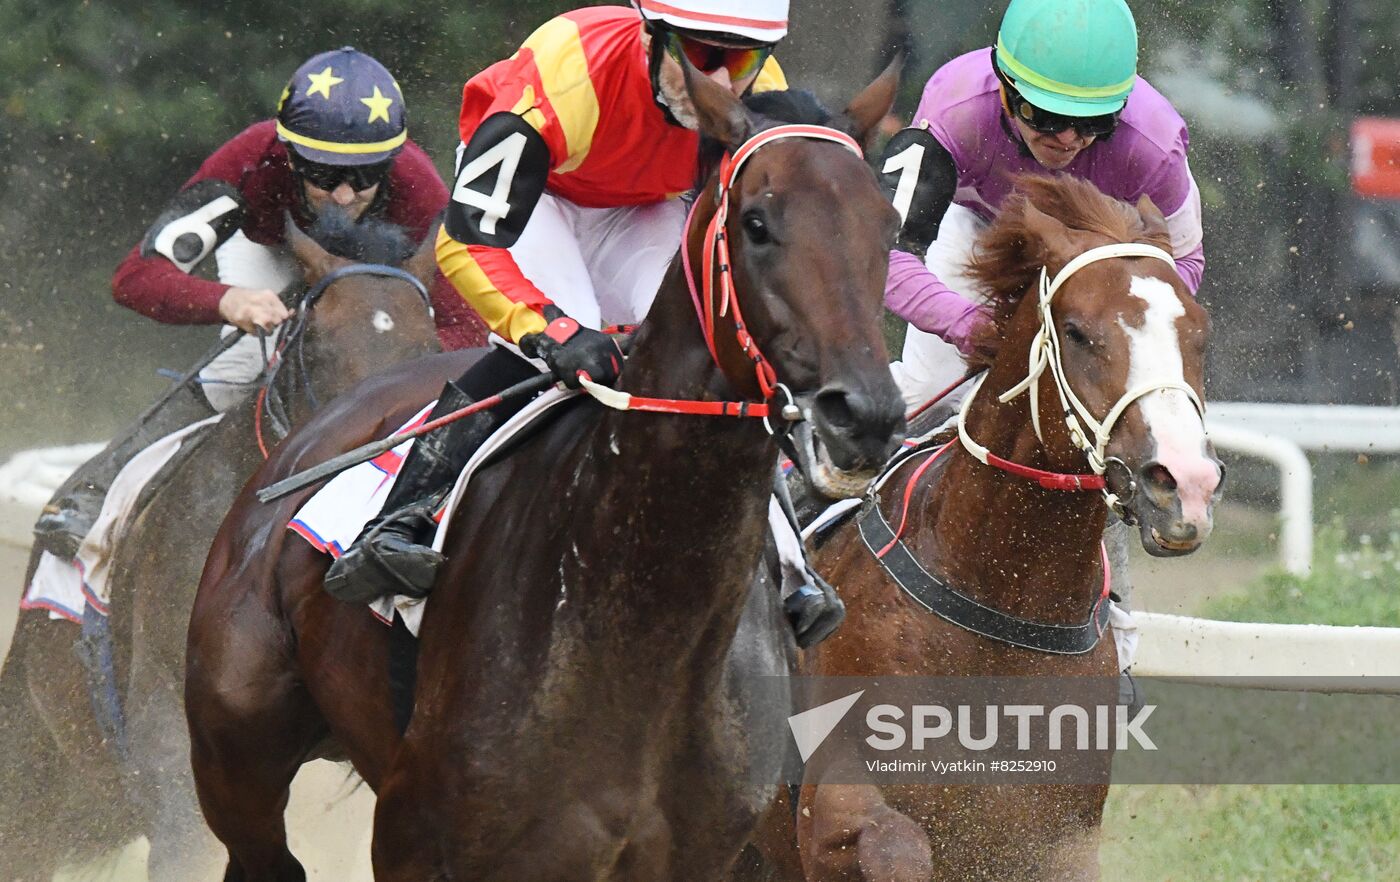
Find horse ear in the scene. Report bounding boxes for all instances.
[833,54,903,148]
[1020,198,1077,266]
[682,55,753,149]
[406,220,441,289]
[284,212,338,285]
[1135,194,1171,246]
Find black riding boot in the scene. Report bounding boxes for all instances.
[322,382,482,603]
[34,381,215,560]
[323,349,542,603]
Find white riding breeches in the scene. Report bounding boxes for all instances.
[508,192,689,330]
[888,203,991,413]
[198,231,301,412]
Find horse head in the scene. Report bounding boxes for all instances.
[966,176,1223,556]
[280,212,441,407]
[677,61,907,496]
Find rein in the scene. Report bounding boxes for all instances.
[957,242,1204,516]
[580,124,863,427]
[255,263,433,457]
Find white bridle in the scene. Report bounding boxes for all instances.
[958,242,1205,511]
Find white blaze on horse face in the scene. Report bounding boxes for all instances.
[1120,276,1219,527]
[372,310,394,333]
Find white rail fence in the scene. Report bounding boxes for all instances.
[1,423,1397,689]
[1207,402,1400,577]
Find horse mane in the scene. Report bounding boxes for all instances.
[963,174,1173,371]
[696,89,833,186]
[306,208,415,266]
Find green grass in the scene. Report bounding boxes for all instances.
[1102,514,1400,880]
[1102,784,1400,881]
[1203,513,1400,627]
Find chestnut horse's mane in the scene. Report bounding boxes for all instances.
[963,174,1173,370]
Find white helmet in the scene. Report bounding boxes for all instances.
[635,0,788,44]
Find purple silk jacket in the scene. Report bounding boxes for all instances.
[886,49,1204,352]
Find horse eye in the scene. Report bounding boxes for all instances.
[742,212,771,245]
[1064,322,1091,346]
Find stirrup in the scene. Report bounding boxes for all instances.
[323,504,445,604]
[784,569,846,649]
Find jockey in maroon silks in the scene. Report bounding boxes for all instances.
[34,47,484,560]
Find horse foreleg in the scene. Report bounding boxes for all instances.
[186,599,324,882]
[0,612,141,873]
[730,789,808,882]
[125,648,225,878]
[798,782,933,882]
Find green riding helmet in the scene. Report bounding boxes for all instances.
[994,0,1139,117]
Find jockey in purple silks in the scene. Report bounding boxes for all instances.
[876,0,1201,705]
[881,0,1203,412]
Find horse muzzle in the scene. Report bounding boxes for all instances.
[1120,450,1225,557]
[791,383,906,499]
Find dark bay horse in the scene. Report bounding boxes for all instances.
[752,177,1223,881]
[0,217,475,879]
[184,68,906,882]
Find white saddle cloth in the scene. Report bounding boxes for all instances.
[289,386,578,636]
[23,414,224,621]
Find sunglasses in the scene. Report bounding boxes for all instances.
[665,30,773,83]
[994,65,1119,138]
[291,155,390,192]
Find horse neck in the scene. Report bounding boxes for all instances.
[913,364,1108,625]
[573,250,776,668]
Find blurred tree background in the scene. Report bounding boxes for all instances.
[1,0,1397,454]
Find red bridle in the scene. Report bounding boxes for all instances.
[659,123,863,418]
[581,124,862,423]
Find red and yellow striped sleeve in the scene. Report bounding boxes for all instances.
[439,14,606,342]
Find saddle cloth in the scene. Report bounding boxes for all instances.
[289,384,578,636]
[23,414,225,622]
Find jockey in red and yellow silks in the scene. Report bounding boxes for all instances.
[436,3,786,345]
[325,0,794,603]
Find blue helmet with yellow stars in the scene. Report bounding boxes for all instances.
[276,47,407,166]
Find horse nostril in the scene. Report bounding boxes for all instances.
[814,388,857,430]
[1143,462,1177,492]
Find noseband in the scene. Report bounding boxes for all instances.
[957,242,1205,516]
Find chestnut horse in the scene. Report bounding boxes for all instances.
[184,69,906,881]
[751,176,1223,881]
[0,217,466,879]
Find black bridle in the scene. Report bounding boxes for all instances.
[256,263,432,444]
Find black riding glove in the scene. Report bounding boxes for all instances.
[519,307,623,390]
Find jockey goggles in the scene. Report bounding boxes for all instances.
[994,59,1120,138]
[664,29,773,83]
[289,152,392,192]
